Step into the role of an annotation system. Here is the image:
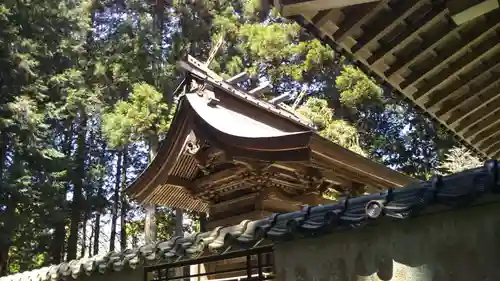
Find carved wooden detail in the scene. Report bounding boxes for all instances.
[126,53,417,225]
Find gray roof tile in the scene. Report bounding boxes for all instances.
[2,160,499,281]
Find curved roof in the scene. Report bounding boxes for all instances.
[125,56,417,213]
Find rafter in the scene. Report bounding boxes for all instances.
[469,119,500,146]
[400,10,500,89]
[448,0,500,25]
[310,8,334,27]
[415,35,500,103]
[277,0,381,17]
[333,1,387,43]
[446,84,500,128]
[351,0,426,54]
[493,149,500,161]
[436,72,500,120]
[459,104,500,136]
[485,139,500,156]
[225,72,249,85]
[367,3,447,65]
[384,17,459,77]
[265,0,500,158]
[478,127,500,150]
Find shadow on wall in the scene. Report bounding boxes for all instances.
[274,202,500,281]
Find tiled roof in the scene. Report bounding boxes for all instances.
[0,220,272,281]
[2,160,499,281]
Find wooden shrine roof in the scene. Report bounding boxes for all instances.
[125,55,416,214]
[272,0,500,159]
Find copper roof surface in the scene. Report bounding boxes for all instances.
[273,0,500,159]
[125,56,417,212]
[3,159,499,281]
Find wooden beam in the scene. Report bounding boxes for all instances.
[257,186,286,200]
[351,0,426,54]
[278,0,381,17]
[487,140,500,159]
[448,0,500,25]
[164,175,194,188]
[311,8,335,27]
[234,159,273,171]
[436,72,500,120]
[446,82,500,127]
[485,138,500,156]
[225,72,249,85]
[384,17,459,77]
[415,34,500,104]
[333,1,387,43]
[249,82,272,97]
[478,127,500,150]
[312,157,387,190]
[425,63,500,119]
[493,149,500,161]
[459,103,500,136]
[193,165,247,187]
[269,92,291,104]
[400,10,500,89]
[468,118,500,146]
[367,3,447,65]
[271,162,352,187]
[269,178,307,190]
[191,146,221,168]
[205,33,225,66]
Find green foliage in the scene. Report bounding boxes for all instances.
[296,98,333,130]
[102,83,173,149]
[321,120,366,157]
[437,147,482,175]
[336,65,382,108]
[0,0,468,275]
[296,97,366,157]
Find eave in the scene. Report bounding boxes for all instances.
[273,0,500,159]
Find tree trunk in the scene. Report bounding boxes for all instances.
[0,132,8,276]
[93,142,106,256]
[88,221,94,257]
[175,209,184,236]
[67,0,96,259]
[144,134,159,245]
[67,116,87,261]
[199,213,207,232]
[80,213,87,258]
[50,124,72,264]
[109,150,123,252]
[92,211,100,255]
[120,147,129,250]
[0,243,8,277]
[1,150,23,276]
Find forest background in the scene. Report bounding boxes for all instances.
[0,0,483,275]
